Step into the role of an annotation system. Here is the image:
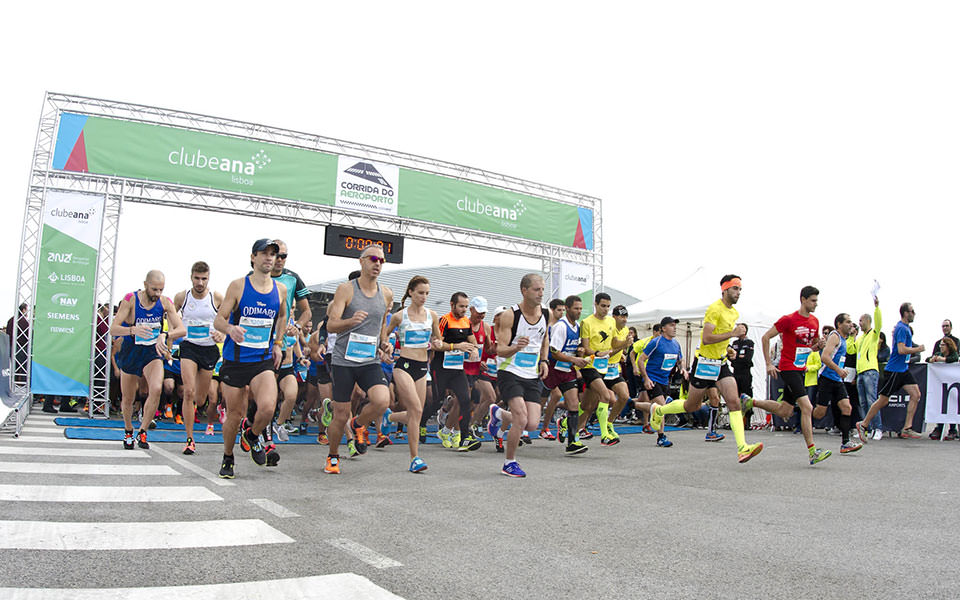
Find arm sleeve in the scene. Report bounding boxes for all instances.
[294,274,309,299]
[874,306,882,333]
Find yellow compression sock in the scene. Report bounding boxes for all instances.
[659,400,687,415]
[596,404,610,437]
[729,409,746,449]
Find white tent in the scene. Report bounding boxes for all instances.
[625,302,775,399]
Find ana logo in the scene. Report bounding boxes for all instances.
[457,196,526,223]
[47,252,73,264]
[344,162,392,189]
[167,146,271,181]
[51,293,79,307]
[49,207,95,223]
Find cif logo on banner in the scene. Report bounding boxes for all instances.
[925,365,960,425]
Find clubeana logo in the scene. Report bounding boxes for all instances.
[168,146,271,181]
[457,196,526,222]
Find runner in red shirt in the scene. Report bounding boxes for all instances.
[748,285,832,465]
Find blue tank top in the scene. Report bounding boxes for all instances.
[820,331,846,382]
[223,277,281,363]
[550,318,581,371]
[121,291,165,351]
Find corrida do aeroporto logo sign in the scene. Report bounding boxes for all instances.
[52,112,594,250]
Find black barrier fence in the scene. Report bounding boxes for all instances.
[767,363,927,432]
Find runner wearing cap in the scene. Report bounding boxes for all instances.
[637,316,687,448]
[629,323,660,433]
[487,273,551,477]
[381,275,442,473]
[604,305,635,441]
[465,296,498,440]
[747,285,831,465]
[649,275,763,463]
[323,245,394,474]
[110,270,186,450]
[543,294,589,455]
[173,261,225,455]
[214,239,287,478]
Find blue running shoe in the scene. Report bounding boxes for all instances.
[381,408,393,434]
[501,461,526,478]
[409,456,428,473]
[657,434,673,448]
[705,431,725,442]
[487,405,501,438]
[739,393,754,413]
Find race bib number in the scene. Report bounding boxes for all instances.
[238,316,273,349]
[345,332,378,362]
[694,357,722,381]
[554,360,573,372]
[484,358,498,377]
[135,321,161,346]
[793,347,811,369]
[592,356,609,373]
[442,351,465,370]
[403,328,431,348]
[185,320,212,341]
[604,363,621,380]
[514,351,539,369]
[661,353,678,371]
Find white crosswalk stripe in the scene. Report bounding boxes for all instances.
[0,462,179,476]
[2,436,116,445]
[0,484,222,502]
[0,446,149,458]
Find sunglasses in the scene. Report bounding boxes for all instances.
[367,256,386,264]
[276,253,288,259]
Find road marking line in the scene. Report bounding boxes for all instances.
[17,426,64,432]
[325,538,403,569]
[149,445,235,487]
[0,573,405,599]
[0,462,179,476]
[0,518,293,550]
[0,484,221,503]
[3,436,114,446]
[0,446,149,458]
[249,498,299,518]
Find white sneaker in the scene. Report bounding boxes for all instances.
[872,429,883,441]
[273,422,289,442]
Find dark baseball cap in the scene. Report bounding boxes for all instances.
[612,305,628,317]
[251,238,280,254]
[659,316,680,327]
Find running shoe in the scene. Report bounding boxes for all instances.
[642,424,655,434]
[381,408,393,434]
[419,426,427,444]
[298,423,308,436]
[395,431,406,441]
[320,398,333,427]
[855,421,869,444]
[239,426,252,452]
[501,461,526,478]
[247,430,267,465]
[273,421,289,442]
[265,444,280,466]
[899,428,922,439]
[317,433,328,445]
[565,441,588,455]
[164,404,174,419]
[607,425,619,439]
[451,431,461,448]
[174,414,183,425]
[182,437,196,455]
[738,442,763,463]
[348,440,359,457]
[656,435,672,448]
[704,431,725,442]
[136,430,149,449]
[809,447,832,465]
[219,454,235,479]
[376,433,393,448]
[123,430,135,450]
[840,441,862,454]
[871,429,882,441]
[649,404,663,432]
[520,433,532,446]
[600,436,620,446]
[324,454,340,474]
[438,429,453,448]
[148,419,157,430]
[578,428,594,440]
[409,456,428,473]
[495,436,504,453]
[281,422,298,435]
[205,423,215,436]
[540,428,556,441]
[217,403,226,424]
[487,405,501,438]
[739,394,754,413]
[457,436,481,452]
[351,418,369,453]
[946,430,958,441]
[556,416,567,444]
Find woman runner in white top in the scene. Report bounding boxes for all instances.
[381,275,443,473]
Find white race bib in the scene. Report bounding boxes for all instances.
[135,321,161,346]
[403,328,431,349]
[554,360,573,372]
[345,332,378,362]
[185,319,212,341]
[661,353,678,371]
[514,351,539,369]
[238,316,273,349]
[592,356,609,374]
[793,347,811,369]
[694,357,722,381]
[484,358,498,377]
[442,350,465,370]
[604,363,621,380]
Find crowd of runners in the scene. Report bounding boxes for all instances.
[106,238,931,479]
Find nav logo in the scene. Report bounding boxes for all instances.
[47,252,73,264]
[344,162,392,189]
[51,293,79,307]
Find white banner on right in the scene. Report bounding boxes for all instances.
[925,363,960,425]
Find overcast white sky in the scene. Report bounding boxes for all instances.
[2,1,957,350]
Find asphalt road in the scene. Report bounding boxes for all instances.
[1,413,958,600]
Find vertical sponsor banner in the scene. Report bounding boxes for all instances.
[31,190,104,397]
[335,156,399,216]
[559,261,593,316]
[924,363,960,425]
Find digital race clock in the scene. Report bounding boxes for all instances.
[323,225,404,264]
